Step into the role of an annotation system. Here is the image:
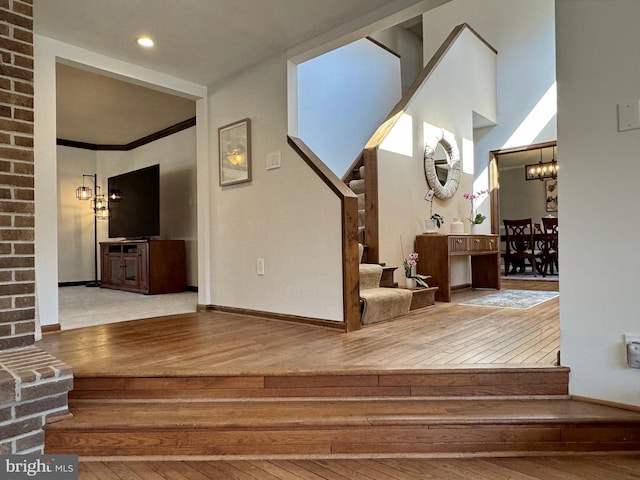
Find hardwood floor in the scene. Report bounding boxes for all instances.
[42,279,640,460]
[78,456,640,479]
[38,280,560,376]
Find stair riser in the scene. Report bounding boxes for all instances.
[45,424,640,457]
[69,371,569,400]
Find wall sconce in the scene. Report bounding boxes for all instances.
[525,147,557,181]
[226,147,246,166]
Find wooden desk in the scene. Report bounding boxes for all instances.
[415,234,500,302]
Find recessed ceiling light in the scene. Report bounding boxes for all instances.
[136,36,154,48]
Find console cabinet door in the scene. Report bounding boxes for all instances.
[108,256,123,284]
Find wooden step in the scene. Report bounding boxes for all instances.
[349,178,365,194]
[45,398,640,457]
[379,265,398,288]
[409,286,438,310]
[68,367,570,400]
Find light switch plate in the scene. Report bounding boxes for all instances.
[617,101,640,131]
[266,151,281,170]
[256,258,265,275]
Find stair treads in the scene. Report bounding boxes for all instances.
[50,398,640,430]
[349,179,365,194]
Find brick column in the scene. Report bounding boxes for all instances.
[0,0,73,455]
[0,0,35,351]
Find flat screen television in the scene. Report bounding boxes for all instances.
[108,164,160,239]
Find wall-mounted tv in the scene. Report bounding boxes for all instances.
[108,164,160,239]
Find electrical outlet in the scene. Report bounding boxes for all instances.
[618,101,640,131]
[625,334,640,368]
[256,258,265,275]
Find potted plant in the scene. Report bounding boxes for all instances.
[463,189,488,233]
[424,191,444,233]
[403,252,431,289]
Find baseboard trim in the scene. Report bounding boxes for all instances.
[58,281,91,287]
[571,395,640,412]
[186,285,198,292]
[41,324,61,333]
[451,283,472,292]
[197,304,346,331]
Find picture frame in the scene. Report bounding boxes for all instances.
[545,179,558,212]
[219,118,251,186]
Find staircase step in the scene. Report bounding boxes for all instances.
[69,368,570,400]
[349,178,365,194]
[380,266,398,288]
[409,286,438,310]
[350,165,365,180]
[45,398,640,457]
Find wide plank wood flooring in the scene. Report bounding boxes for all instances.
[79,456,640,480]
[38,280,559,377]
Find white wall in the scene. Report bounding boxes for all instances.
[298,38,402,177]
[371,25,423,93]
[556,0,640,406]
[498,168,550,226]
[377,28,497,285]
[423,0,557,225]
[56,147,97,283]
[210,53,344,321]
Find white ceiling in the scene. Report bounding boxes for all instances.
[34,0,428,145]
[55,63,197,145]
[35,0,422,86]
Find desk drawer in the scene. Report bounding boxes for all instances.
[469,235,498,252]
[449,236,468,252]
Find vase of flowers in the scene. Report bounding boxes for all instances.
[463,189,488,232]
[403,251,431,289]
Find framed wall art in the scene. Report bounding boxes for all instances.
[545,179,558,212]
[219,118,251,186]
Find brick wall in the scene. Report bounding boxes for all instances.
[0,347,73,454]
[0,0,35,351]
[0,0,73,455]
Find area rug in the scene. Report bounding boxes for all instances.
[459,289,559,309]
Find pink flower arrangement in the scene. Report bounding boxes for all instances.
[463,189,488,225]
[403,252,431,287]
[404,252,419,278]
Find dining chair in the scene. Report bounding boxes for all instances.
[503,218,545,276]
[541,216,559,275]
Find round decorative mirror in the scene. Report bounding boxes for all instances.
[423,127,461,200]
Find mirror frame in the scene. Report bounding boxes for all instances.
[423,127,461,200]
